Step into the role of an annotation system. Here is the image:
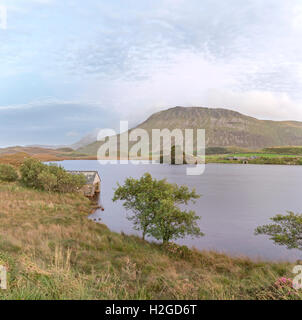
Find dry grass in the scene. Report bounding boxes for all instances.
[0,182,301,300]
[0,149,97,168]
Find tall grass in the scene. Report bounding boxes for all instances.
[0,182,301,300]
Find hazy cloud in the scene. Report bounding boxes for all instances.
[1,0,302,145]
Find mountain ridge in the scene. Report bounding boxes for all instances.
[77,106,302,155]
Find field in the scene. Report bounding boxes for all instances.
[205,148,302,165]
[2,145,302,168]
[0,181,301,300]
[227,153,299,158]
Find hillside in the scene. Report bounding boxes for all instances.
[0,147,95,167]
[77,107,302,155]
[0,181,300,300]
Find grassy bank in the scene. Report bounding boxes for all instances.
[1,149,302,169]
[206,154,302,165]
[0,182,301,300]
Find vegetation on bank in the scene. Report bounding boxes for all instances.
[0,158,86,193]
[113,173,203,243]
[256,212,302,251]
[20,158,86,193]
[2,145,302,167]
[206,154,302,165]
[0,164,18,182]
[0,181,301,300]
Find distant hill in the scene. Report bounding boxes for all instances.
[0,146,62,156]
[71,128,102,150]
[77,106,302,155]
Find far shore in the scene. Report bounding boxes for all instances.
[2,153,302,167]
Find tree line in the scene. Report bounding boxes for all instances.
[0,159,86,193]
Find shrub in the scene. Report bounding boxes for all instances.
[56,172,86,193]
[20,158,45,188]
[0,164,18,182]
[113,172,203,243]
[20,158,86,193]
[37,171,58,192]
[255,212,302,250]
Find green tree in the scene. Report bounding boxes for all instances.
[113,173,203,243]
[0,164,18,182]
[56,172,86,193]
[255,212,302,250]
[20,158,45,188]
[20,159,86,193]
[149,198,204,244]
[37,171,57,192]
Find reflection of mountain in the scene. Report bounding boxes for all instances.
[77,106,302,156]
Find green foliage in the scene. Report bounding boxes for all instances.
[20,158,86,193]
[0,181,301,300]
[37,171,57,192]
[56,170,86,193]
[0,164,18,182]
[113,173,203,243]
[255,212,302,250]
[205,147,229,155]
[149,200,204,243]
[263,147,302,155]
[20,158,45,188]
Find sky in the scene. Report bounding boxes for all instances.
[1,0,302,147]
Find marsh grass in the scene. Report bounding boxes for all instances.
[0,181,301,300]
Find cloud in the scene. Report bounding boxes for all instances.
[0,99,105,111]
[0,100,118,147]
[203,90,302,121]
[1,0,302,145]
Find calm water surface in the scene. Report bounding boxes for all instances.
[56,160,302,261]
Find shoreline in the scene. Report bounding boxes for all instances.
[0,180,301,299]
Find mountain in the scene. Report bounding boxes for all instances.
[25,144,69,149]
[77,106,302,155]
[71,128,102,150]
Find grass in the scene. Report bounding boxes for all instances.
[1,146,302,168]
[206,153,302,165]
[0,182,301,300]
[0,152,97,168]
[228,153,299,158]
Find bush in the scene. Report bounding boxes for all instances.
[20,158,45,188]
[56,171,86,193]
[20,158,86,193]
[37,171,58,192]
[113,173,203,243]
[46,164,86,193]
[0,164,18,182]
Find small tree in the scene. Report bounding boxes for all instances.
[148,199,204,244]
[255,212,302,250]
[0,164,18,182]
[113,173,203,243]
[56,172,86,193]
[20,159,86,193]
[20,158,45,188]
[37,171,58,192]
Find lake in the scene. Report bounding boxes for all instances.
[56,160,302,261]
